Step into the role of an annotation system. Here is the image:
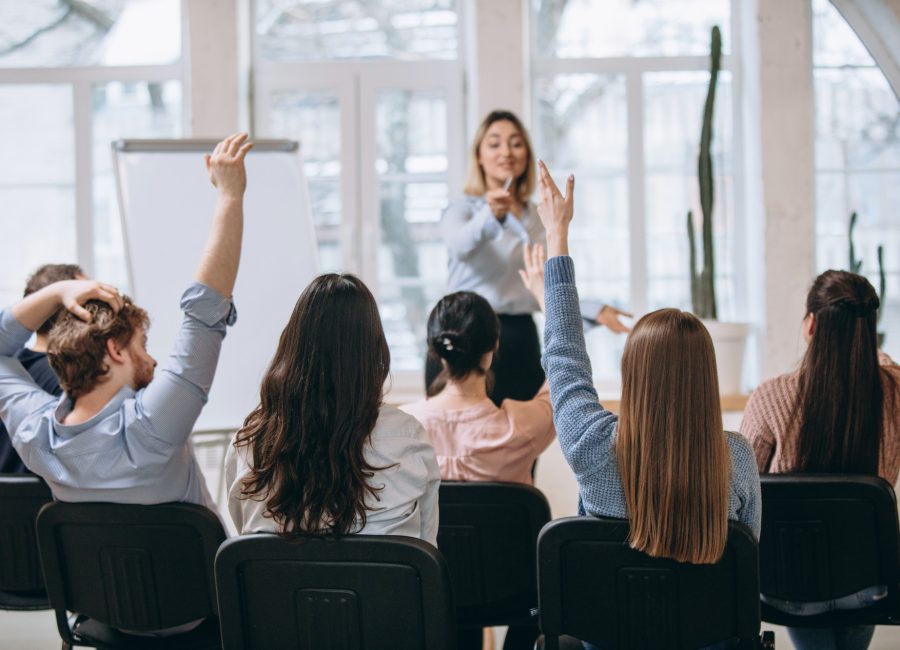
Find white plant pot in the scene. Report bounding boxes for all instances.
[701,320,749,396]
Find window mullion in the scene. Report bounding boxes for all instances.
[626,70,648,315]
[73,81,94,277]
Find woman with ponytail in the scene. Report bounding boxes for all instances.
[741,270,900,650]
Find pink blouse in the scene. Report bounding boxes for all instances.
[400,382,555,485]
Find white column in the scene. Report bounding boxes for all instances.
[463,0,527,133]
[745,0,817,379]
[184,0,240,137]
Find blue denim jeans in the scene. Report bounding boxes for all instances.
[762,585,886,650]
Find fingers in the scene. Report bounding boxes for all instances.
[228,133,249,156]
[236,141,253,160]
[518,269,528,285]
[69,304,92,323]
[203,153,211,170]
[565,174,575,202]
[617,308,634,318]
[538,160,562,197]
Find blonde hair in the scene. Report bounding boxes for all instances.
[616,309,730,564]
[463,110,535,201]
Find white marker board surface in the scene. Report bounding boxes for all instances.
[113,139,318,431]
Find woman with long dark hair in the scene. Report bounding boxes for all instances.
[742,270,899,650]
[225,274,440,544]
[432,109,629,406]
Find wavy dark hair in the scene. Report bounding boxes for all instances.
[426,291,500,397]
[793,270,894,474]
[234,274,391,537]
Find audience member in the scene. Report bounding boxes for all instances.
[535,160,760,650]
[402,289,554,486]
[225,273,440,545]
[0,133,251,510]
[0,264,84,474]
[742,269,899,650]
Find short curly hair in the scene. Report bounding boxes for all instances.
[47,297,150,400]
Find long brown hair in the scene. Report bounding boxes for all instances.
[616,309,730,564]
[234,274,390,537]
[463,110,536,201]
[793,270,890,474]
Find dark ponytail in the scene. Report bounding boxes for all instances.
[426,292,500,397]
[793,270,891,474]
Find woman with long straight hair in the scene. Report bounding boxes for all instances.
[431,109,630,407]
[533,161,760,649]
[225,274,440,544]
[741,270,899,650]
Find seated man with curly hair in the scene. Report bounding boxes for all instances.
[0,133,252,509]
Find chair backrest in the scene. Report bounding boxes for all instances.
[537,517,761,650]
[759,474,900,623]
[437,481,551,626]
[36,501,226,635]
[215,533,456,650]
[0,475,52,596]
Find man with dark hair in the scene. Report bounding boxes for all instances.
[0,133,252,510]
[0,264,84,473]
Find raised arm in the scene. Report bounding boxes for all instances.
[135,134,251,445]
[9,280,121,339]
[194,133,253,297]
[536,162,619,479]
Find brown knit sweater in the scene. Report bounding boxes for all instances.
[740,352,900,484]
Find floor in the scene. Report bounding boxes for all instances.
[5,420,900,649]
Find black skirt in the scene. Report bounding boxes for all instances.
[425,313,545,407]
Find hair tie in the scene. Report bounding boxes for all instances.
[441,337,455,352]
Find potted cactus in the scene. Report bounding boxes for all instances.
[848,211,887,347]
[687,25,749,395]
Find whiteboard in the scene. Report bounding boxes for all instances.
[113,139,319,432]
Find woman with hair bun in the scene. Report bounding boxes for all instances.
[402,290,554,486]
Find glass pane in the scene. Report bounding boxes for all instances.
[266,91,343,271]
[533,0,730,59]
[376,91,449,371]
[0,85,76,307]
[644,71,736,318]
[255,0,458,61]
[812,0,874,67]
[0,0,181,67]
[533,73,628,384]
[93,80,182,289]
[813,0,900,358]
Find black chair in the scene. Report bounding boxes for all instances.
[0,474,52,610]
[215,533,456,650]
[759,474,900,627]
[36,501,226,650]
[437,481,551,633]
[536,517,774,650]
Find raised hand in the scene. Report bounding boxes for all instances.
[536,160,574,257]
[204,133,253,198]
[519,243,547,311]
[58,280,123,322]
[596,305,633,334]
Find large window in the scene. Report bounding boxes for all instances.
[813,0,900,359]
[0,0,183,303]
[531,0,739,386]
[253,0,464,380]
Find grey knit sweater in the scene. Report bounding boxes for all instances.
[542,255,761,538]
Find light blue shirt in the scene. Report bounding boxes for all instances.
[441,195,544,315]
[441,195,610,323]
[0,283,236,510]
